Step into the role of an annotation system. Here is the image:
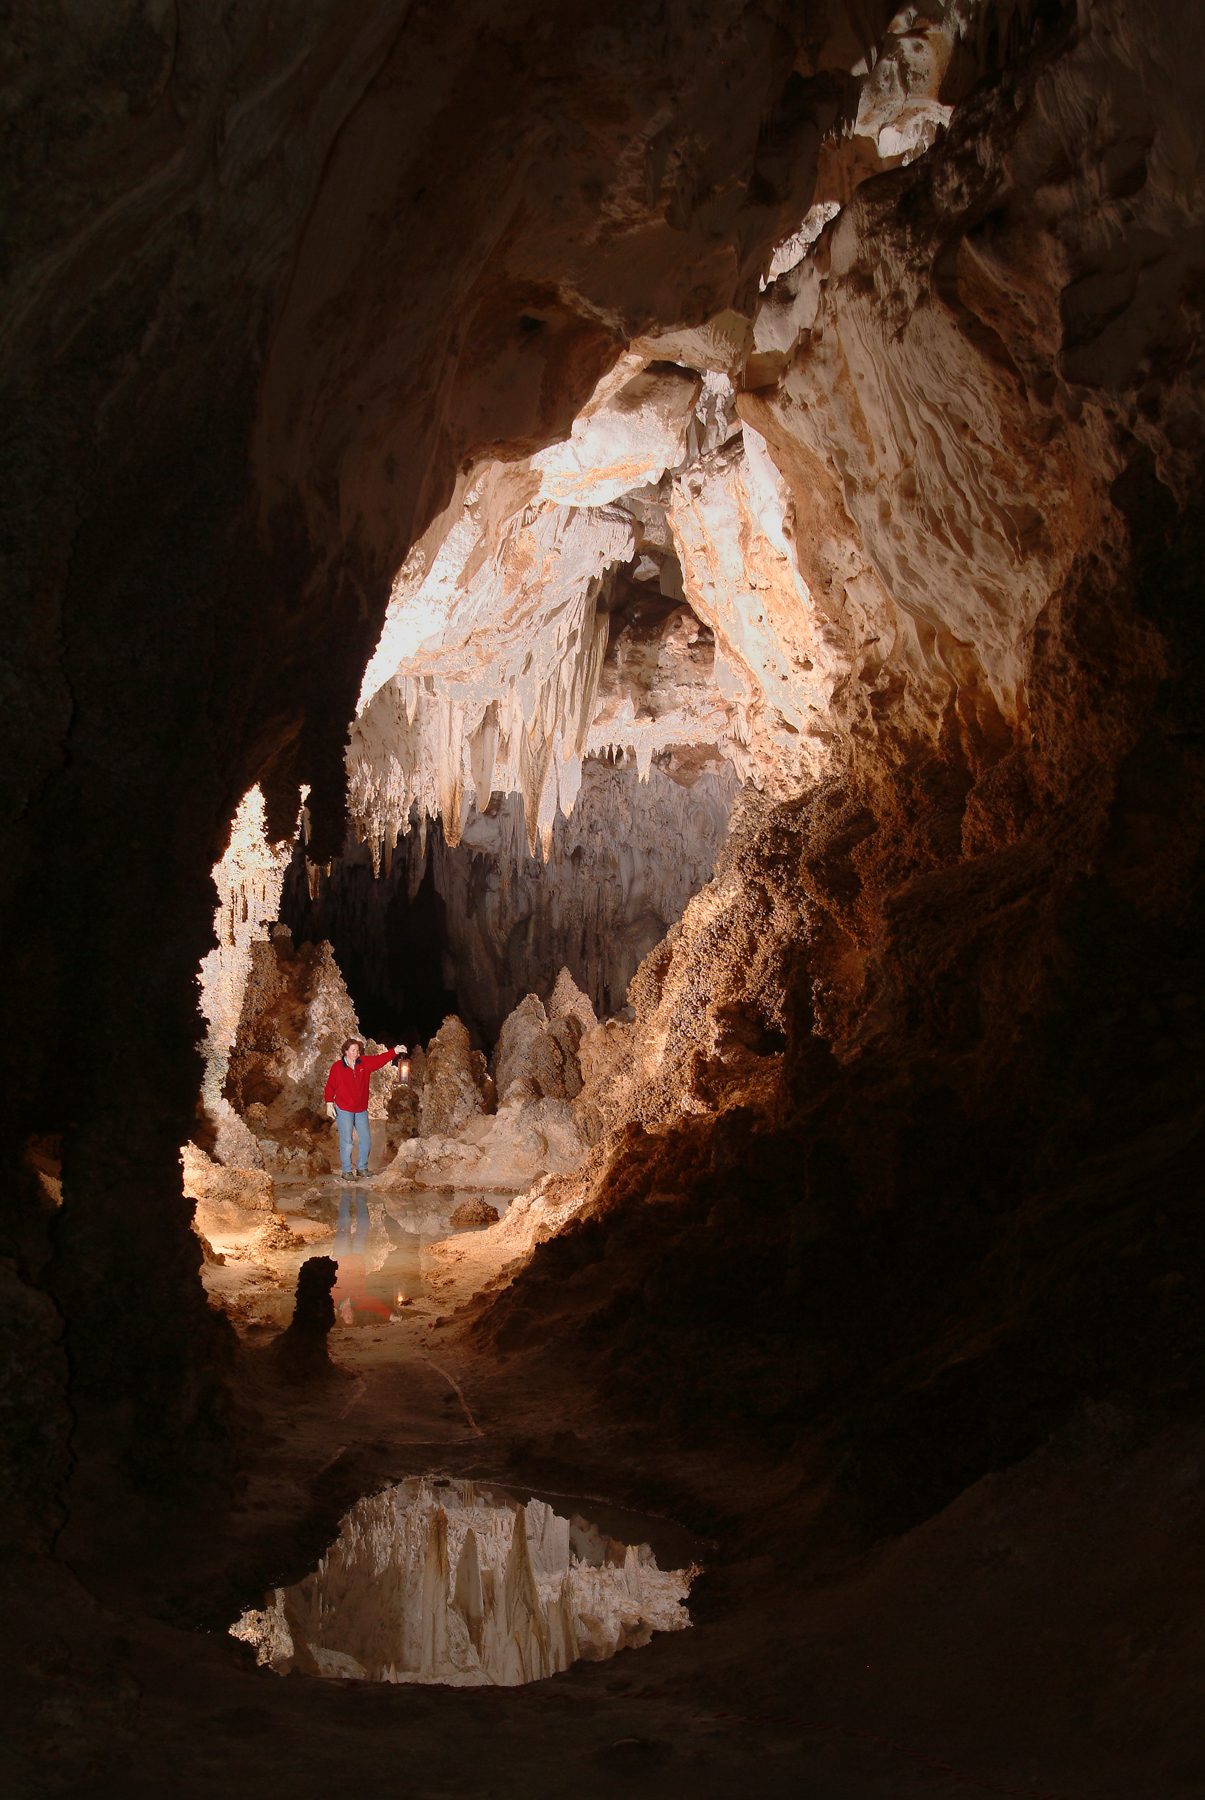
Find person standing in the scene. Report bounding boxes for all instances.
[323,1037,401,1178]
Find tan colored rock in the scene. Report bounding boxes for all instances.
[450,1197,499,1229]
[548,967,597,1036]
[495,995,583,1104]
[420,1017,490,1139]
[577,1020,636,1092]
[218,934,399,1171]
[246,1215,303,1258]
[182,1142,275,1212]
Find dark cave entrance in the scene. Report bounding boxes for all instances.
[279,841,458,1048]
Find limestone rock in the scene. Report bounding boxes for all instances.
[420,1017,490,1139]
[182,1143,275,1213]
[578,1020,636,1093]
[450,1197,499,1229]
[208,1099,267,1173]
[273,1256,338,1380]
[386,1074,422,1143]
[548,967,598,1037]
[219,934,397,1171]
[495,995,583,1105]
[382,757,738,1038]
[197,786,296,1149]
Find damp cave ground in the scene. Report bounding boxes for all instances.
[32,1120,1205,1799]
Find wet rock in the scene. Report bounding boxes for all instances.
[450,1197,500,1229]
[272,1256,338,1380]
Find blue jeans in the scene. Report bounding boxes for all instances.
[335,1107,370,1175]
[334,1191,370,1257]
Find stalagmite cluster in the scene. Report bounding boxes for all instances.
[377,968,601,1191]
[232,1478,692,1685]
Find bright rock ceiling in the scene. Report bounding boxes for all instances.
[346,6,976,864]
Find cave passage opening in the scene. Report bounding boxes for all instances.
[279,834,458,1049]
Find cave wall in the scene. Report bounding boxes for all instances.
[3,0,1205,1586]
[2,0,905,1533]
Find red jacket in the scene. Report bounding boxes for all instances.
[324,1049,396,1112]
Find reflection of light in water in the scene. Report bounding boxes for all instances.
[230,1478,697,1686]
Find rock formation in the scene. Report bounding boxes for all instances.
[375,970,605,1193]
[271,1255,338,1380]
[416,1017,492,1140]
[231,1478,692,1684]
[287,755,737,1039]
[219,932,399,1173]
[7,3,1205,1791]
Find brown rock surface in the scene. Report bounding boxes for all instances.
[419,1017,491,1139]
[181,1143,275,1213]
[494,993,584,1105]
[449,1197,500,1229]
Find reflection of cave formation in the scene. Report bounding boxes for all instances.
[9,2,1205,1793]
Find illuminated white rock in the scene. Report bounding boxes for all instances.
[231,1479,693,1685]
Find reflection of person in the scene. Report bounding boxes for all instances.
[331,1189,392,1324]
[323,1037,400,1178]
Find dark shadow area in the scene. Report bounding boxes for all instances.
[279,841,457,1046]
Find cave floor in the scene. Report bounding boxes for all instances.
[13,1173,1205,1798]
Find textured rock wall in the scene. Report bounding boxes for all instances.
[6,0,1205,1566]
[4,0,893,1496]
[471,0,1205,1533]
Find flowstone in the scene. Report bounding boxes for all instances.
[231,1478,694,1685]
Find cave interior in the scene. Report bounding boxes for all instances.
[5,1,1205,1794]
